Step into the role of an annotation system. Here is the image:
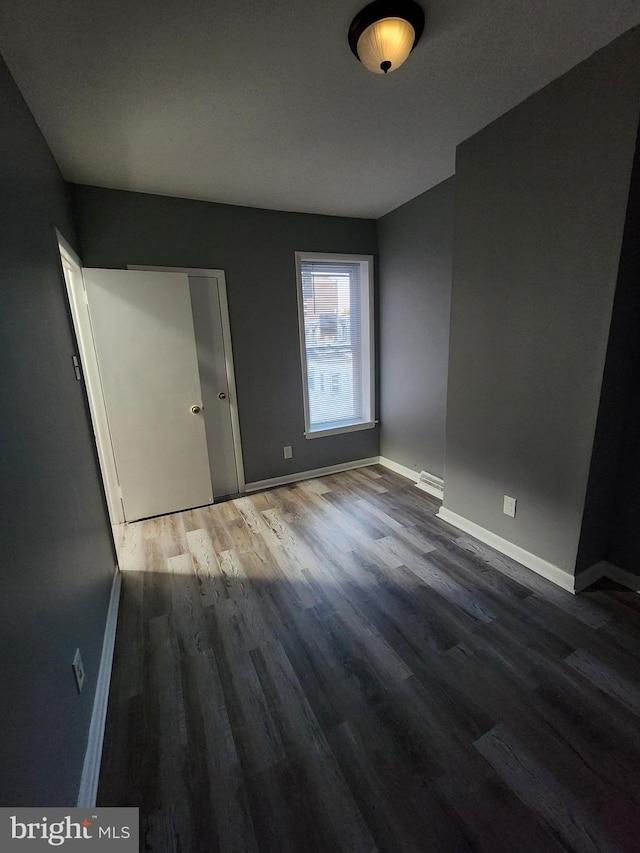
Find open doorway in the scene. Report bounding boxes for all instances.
[58,237,125,549]
[58,244,245,552]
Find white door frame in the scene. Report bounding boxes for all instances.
[57,234,126,525]
[128,265,245,494]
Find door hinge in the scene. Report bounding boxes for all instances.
[71,355,82,381]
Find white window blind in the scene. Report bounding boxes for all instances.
[296,253,374,438]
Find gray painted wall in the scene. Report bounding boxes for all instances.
[0,56,115,805]
[442,27,640,575]
[70,186,379,483]
[377,178,454,478]
[609,404,640,577]
[600,127,640,577]
[576,125,640,575]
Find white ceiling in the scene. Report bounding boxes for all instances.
[1,0,639,218]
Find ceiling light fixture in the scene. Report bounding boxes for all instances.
[348,0,425,75]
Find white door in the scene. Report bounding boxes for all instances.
[190,275,241,496]
[82,268,213,521]
[59,241,124,526]
[130,266,245,499]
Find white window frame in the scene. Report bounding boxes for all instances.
[295,251,375,439]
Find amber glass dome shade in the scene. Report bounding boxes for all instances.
[357,17,416,74]
[348,0,425,75]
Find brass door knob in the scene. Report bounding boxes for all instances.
[191,405,201,414]
[218,392,227,400]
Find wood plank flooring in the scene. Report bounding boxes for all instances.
[99,465,640,852]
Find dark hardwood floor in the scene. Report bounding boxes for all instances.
[99,465,640,852]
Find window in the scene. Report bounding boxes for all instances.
[295,252,375,438]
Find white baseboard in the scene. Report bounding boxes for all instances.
[573,561,607,593]
[245,455,446,499]
[377,457,444,500]
[377,456,421,483]
[575,560,640,593]
[436,506,576,593]
[77,567,122,808]
[244,457,379,493]
[416,480,444,500]
[605,564,640,592]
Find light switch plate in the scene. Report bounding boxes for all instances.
[72,648,85,694]
[503,495,517,518]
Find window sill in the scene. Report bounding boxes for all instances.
[304,421,377,439]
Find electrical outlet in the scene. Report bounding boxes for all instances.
[72,648,85,694]
[283,445,293,459]
[503,495,517,518]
